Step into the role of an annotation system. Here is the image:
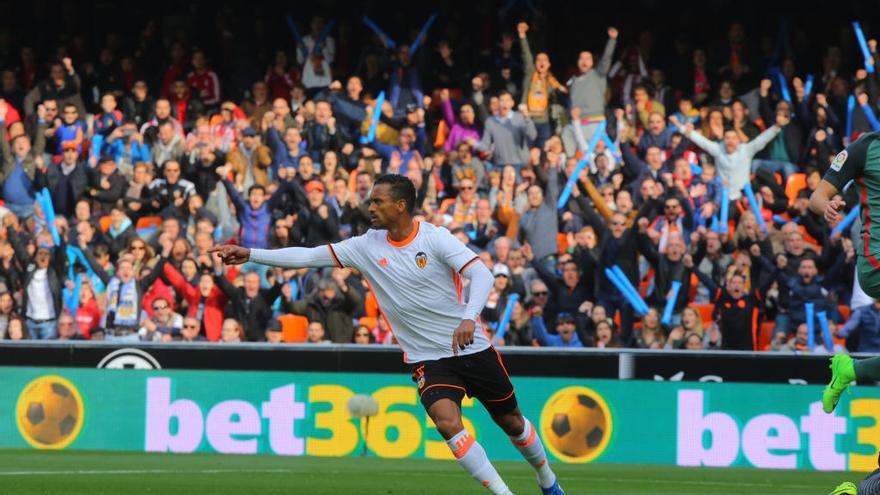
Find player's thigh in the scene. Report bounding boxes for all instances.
[858,257,880,299]
[411,360,467,420]
[463,348,519,417]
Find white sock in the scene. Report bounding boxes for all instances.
[447,429,513,495]
[510,418,556,488]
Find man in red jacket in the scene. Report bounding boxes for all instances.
[163,259,228,342]
[186,49,221,109]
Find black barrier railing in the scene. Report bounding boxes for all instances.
[0,341,861,385]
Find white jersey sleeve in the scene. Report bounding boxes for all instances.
[328,234,368,270]
[432,227,481,273]
[248,246,336,268]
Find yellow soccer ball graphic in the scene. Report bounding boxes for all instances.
[540,386,612,463]
[16,375,84,449]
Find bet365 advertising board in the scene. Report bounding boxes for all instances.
[4,366,880,471]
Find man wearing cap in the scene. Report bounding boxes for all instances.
[530,308,584,348]
[87,156,126,216]
[303,179,341,247]
[485,263,523,324]
[228,127,272,190]
[43,140,87,217]
[265,320,285,343]
[283,273,362,343]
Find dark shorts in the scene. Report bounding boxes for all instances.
[410,346,518,417]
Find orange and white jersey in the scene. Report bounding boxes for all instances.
[330,221,491,363]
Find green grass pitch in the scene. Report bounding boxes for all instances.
[0,450,863,494]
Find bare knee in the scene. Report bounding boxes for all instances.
[435,416,464,439]
[428,400,465,440]
[493,407,525,436]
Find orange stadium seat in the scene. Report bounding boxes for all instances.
[785,173,807,206]
[838,304,851,322]
[136,216,163,232]
[557,233,569,254]
[692,303,714,327]
[279,315,309,343]
[99,215,112,233]
[758,321,775,351]
[358,317,378,329]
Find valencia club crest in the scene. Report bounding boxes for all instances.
[415,251,428,269]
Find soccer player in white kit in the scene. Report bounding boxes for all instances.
[210,175,564,495]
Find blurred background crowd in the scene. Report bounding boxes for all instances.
[0,0,878,354]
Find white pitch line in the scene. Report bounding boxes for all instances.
[0,467,842,490]
[0,468,292,476]
[320,469,837,490]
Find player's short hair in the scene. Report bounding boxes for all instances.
[375,174,416,213]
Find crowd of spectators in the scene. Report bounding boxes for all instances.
[1,4,880,354]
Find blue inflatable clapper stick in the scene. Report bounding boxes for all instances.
[846,94,855,145]
[853,21,875,74]
[742,183,769,234]
[408,13,437,58]
[661,281,682,326]
[558,120,605,210]
[361,91,386,145]
[719,185,729,234]
[832,205,861,237]
[611,265,649,315]
[362,16,396,49]
[805,302,815,351]
[804,74,814,97]
[285,16,309,60]
[816,310,833,351]
[494,293,519,341]
[312,19,336,57]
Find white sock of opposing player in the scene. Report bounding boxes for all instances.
[447,429,513,495]
[510,418,556,488]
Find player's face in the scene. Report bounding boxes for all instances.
[367,184,405,229]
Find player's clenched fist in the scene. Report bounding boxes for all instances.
[452,319,476,356]
[209,244,251,265]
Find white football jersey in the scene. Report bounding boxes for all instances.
[330,221,490,362]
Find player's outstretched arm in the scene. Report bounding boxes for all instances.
[209,244,337,269]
